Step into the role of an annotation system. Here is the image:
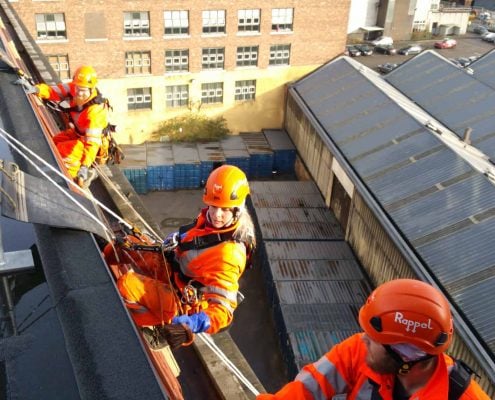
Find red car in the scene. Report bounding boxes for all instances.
[434,38,457,49]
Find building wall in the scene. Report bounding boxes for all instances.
[10,0,350,144]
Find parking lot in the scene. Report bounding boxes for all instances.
[352,34,495,73]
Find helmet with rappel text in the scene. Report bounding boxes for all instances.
[359,279,453,355]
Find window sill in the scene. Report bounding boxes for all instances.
[123,36,152,41]
[163,34,191,40]
[236,31,261,37]
[36,38,68,44]
[201,33,227,38]
[270,31,293,36]
[85,38,108,42]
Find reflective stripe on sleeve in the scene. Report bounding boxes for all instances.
[295,357,348,400]
[201,285,238,303]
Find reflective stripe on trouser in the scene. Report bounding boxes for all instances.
[295,357,349,400]
[117,271,178,327]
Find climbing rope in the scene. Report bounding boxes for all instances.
[197,332,260,396]
[0,125,263,397]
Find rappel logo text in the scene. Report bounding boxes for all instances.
[394,312,433,333]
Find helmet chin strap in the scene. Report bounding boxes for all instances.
[383,345,434,375]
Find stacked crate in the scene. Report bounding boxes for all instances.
[172,143,201,189]
[119,144,147,194]
[240,132,274,179]
[263,129,297,175]
[146,141,175,191]
[197,142,225,185]
[220,135,250,176]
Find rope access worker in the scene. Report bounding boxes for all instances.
[115,164,256,349]
[16,65,111,188]
[257,279,489,400]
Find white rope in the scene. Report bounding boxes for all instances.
[93,163,163,242]
[0,127,133,233]
[0,127,114,237]
[197,332,260,396]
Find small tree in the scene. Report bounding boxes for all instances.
[151,115,230,142]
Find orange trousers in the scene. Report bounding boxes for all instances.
[53,129,100,178]
[117,271,179,327]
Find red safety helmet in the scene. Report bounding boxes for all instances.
[359,279,453,355]
[72,65,98,89]
[203,165,249,208]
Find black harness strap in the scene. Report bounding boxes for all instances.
[448,359,474,400]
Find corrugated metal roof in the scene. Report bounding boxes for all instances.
[269,259,364,281]
[264,241,355,260]
[251,181,320,194]
[385,51,495,159]
[290,56,495,360]
[471,49,495,90]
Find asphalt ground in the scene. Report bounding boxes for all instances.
[352,33,495,73]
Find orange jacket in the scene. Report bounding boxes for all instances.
[174,208,248,334]
[36,82,108,167]
[257,333,489,400]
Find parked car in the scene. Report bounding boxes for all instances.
[434,38,457,49]
[346,45,362,57]
[474,25,489,35]
[371,36,393,46]
[481,32,495,41]
[355,44,373,56]
[398,44,423,55]
[377,63,398,74]
[374,44,397,55]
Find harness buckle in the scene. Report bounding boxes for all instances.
[181,281,199,305]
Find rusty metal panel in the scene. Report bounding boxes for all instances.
[251,193,326,208]
[258,220,343,240]
[264,241,355,260]
[250,180,320,194]
[269,259,364,281]
[274,280,369,305]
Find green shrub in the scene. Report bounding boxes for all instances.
[151,115,230,142]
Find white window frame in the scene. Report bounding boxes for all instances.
[164,10,189,36]
[271,8,293,32]
[202,10,226,34]
[36,13,66,40]
[238,9,260,32]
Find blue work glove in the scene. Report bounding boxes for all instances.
[172,311,211,333]
[77,165,89,181]
[13,78,39,94]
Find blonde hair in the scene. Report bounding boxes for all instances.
[233,208,256,248]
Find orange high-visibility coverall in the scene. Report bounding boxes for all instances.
[36,82,108,177]
[117,208,249,334]
[257,333,489,400]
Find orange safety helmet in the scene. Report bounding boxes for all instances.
[359,279,453,355]
[203,165,249,208]
[72,65,98,89]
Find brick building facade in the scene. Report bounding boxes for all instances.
[10,0,350,143]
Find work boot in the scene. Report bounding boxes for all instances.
[78,168,98,189]
[141,326,169,350]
